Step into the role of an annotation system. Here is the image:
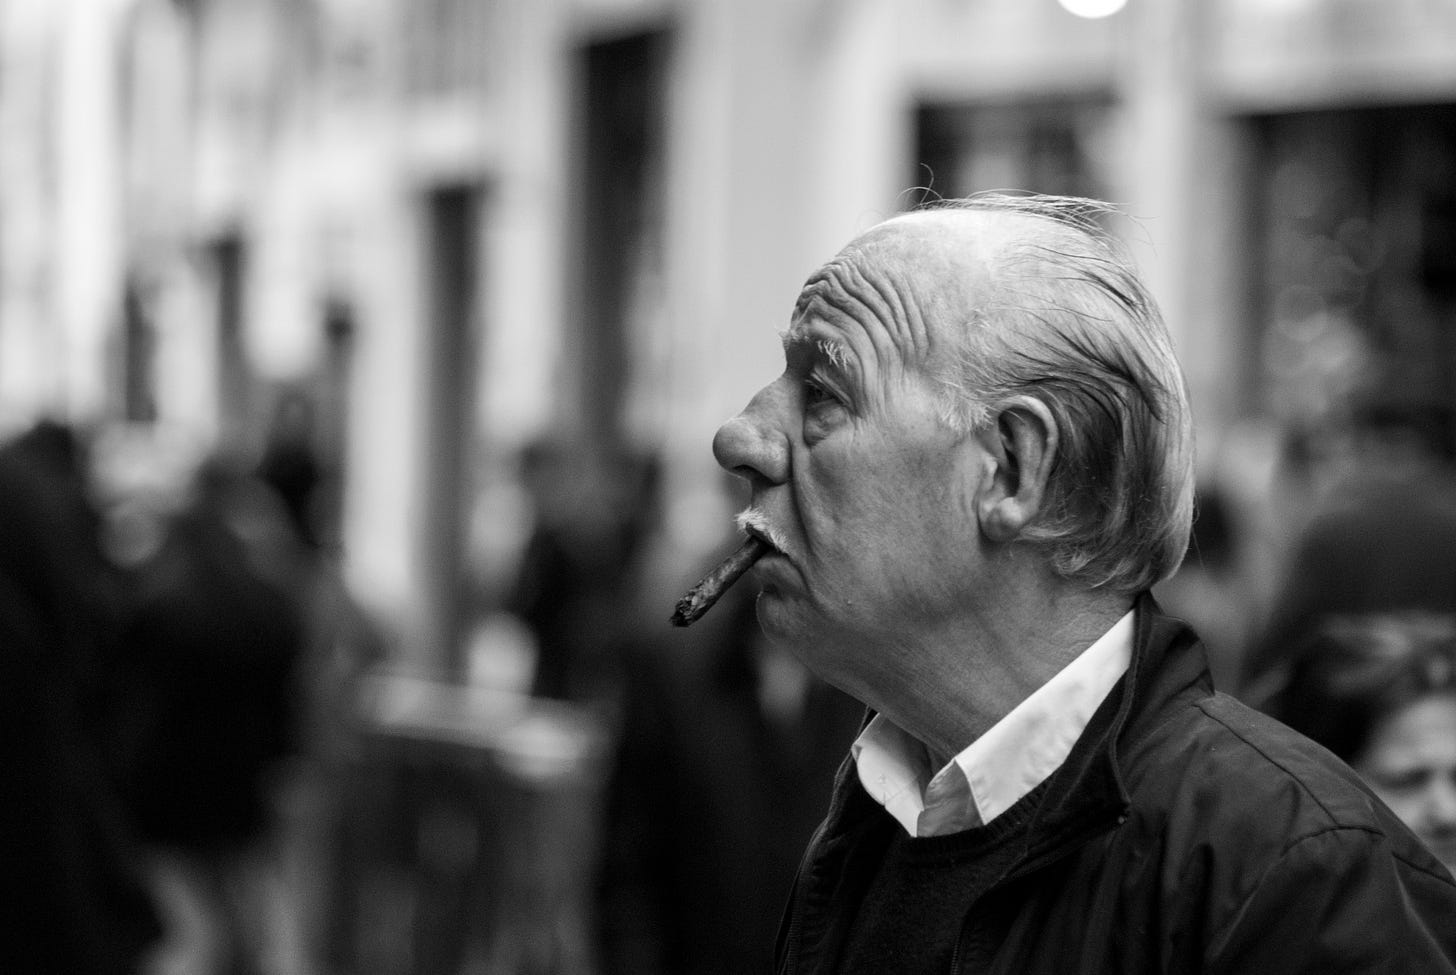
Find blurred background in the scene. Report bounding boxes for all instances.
[4,0,1456,973]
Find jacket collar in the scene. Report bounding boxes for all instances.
[1013,593,1208,869]
[821,593,1210,868]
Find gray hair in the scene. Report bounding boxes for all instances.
[921,192,1195,594]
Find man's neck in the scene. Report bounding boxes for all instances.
[871,581,1135,764]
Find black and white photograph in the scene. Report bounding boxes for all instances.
[2,1,1456,972]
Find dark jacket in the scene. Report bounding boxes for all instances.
[776,595,1456,974]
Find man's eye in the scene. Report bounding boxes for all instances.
[804,378,839,409]
[800,375,847,444]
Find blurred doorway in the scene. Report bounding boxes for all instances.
[209,233,252,442]
[569,28,669,442]
[120,275,158,424]
[420,182,486,675]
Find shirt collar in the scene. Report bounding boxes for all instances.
[852,610,1134,837]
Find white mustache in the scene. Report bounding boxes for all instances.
[734,509,789,554]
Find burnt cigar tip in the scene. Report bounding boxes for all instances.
[668,534,769,628]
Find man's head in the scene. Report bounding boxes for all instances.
[916,195,1195,592]
[712,193,1193,709]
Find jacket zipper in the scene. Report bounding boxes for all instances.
[778,894,802,975]
[777,833,818,975]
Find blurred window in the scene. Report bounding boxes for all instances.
[404,0,496,98]
[911,98,1116,203]
[1249,105,1456,457]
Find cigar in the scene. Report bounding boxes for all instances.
[669,535,770,627]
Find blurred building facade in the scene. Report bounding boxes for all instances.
[3,0,1456,673]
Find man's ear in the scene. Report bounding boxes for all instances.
[975,396,1058,543]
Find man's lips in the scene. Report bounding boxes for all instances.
[746,526,778,554]
[734,509,789,556]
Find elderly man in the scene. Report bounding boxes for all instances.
[706,194,1456,973]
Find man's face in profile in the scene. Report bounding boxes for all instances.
[714,216,995,700]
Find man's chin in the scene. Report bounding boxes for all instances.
[754,587,826,648]
[753,586,795,634]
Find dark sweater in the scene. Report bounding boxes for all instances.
[837,786,1044,975]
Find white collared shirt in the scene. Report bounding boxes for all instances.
[852,611,1134,837]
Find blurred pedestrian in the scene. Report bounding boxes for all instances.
[507,438,659,705]
[1240,390,1456,703]
[0,419,161,975]
[252,392,392,974]
[111,454,307,975]
[597,570,863,975]
[256,388,329,552]
[1257,612,1456,876]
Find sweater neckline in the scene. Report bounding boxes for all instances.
[893,777,1048,864]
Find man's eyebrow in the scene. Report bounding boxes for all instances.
[780,327,853,374]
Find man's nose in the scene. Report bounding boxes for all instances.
[713,384,790,486]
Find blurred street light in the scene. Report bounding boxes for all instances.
[1059,0,1127,19]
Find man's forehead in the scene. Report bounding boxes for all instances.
[791,209,1005,332]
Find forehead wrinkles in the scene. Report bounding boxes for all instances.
[793,254,935,375]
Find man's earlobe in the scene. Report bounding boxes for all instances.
[977,397,1058,543]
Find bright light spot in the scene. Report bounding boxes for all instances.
[1058,0,1127,18]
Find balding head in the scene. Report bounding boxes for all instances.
[849,193,1196,594]
[826,207,1006,347]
